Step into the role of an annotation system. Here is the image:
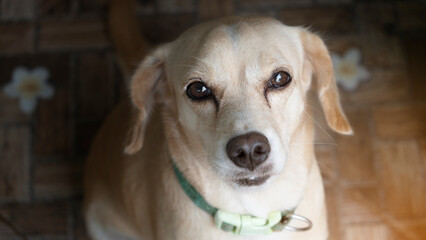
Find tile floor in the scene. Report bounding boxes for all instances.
[0,0,425,239]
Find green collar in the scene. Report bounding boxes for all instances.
[172,161,313,235]
[172,161,218,216]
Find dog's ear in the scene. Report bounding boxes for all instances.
[300,29,353,135]
[124,45,169,154]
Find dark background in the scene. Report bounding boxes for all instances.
[0,0,425,239]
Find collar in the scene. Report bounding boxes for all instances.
[172,161,312,235]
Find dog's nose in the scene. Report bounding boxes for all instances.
[226,132,270,171]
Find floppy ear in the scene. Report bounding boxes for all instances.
[300,29,353,135]
[124,45,169,154]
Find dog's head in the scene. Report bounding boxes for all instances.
[125,17,352,189]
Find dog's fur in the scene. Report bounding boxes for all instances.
[84,16,352,240]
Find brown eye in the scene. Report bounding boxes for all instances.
[186,81,212,101]
[269,71,292,89]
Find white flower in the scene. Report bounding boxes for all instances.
[2,66,54,114]
[331,48,370,91]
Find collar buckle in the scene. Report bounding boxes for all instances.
[214,210,282,235]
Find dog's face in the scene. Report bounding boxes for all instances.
[168,20,309,188]
[125,17,352,190]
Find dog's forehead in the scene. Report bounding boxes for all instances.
[168,17,303,85]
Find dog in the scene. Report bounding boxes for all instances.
[84,16,352,240]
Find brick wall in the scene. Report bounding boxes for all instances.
[0,0,425,239]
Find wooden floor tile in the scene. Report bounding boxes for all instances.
[396,2,426,32]
[340,69,410,105]
[344,223,391,240]
[336,109,376,182]
[403,37,426,102]
[374,140,426,219]
[373,104,426,139]
[419,140,426,174]
[279,7,355,34]
[361,32,405,68]
[0,219,21,239]
[0,202,70,238]
[0,126,30,202]
[325,185,342,240]
[396,219,426,240]
[34,161,83,200]
[39,19,109,50]
[326,34,359,51]
[340,185,381,223]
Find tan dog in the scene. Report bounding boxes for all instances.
[84,16,352,240]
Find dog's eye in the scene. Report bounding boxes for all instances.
[186,81,212,100]
[269,71,292,89]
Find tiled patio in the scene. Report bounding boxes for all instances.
[0,0,425,239]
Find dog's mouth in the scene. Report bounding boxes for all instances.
[230,164,273,187]
[235,175,270,187]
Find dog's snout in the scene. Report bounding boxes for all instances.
[226,132,270,171]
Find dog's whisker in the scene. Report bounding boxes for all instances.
[290,142,337,146]
[315,158,334,173]
[303,110,336,145]
[304,103,324,115]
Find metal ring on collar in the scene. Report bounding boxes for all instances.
[283,213,313,232]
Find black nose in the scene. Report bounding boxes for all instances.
[226,132,270,171]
